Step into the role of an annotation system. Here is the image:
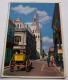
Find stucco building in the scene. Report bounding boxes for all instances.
[13,17,36,59]
[52,3,63,70]
[5,18,15,66]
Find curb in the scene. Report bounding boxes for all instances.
[54,64,64,76]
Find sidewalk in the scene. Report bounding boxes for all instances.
[54,63,64,76]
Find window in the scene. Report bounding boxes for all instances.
[14,36,21,43]
[38,35,39,38]
[36,35,37,38]
[33,30,34,33]
[34,18,36,22]
[17,24,19,28]
[20,24,21,27]
[17,38,19,42]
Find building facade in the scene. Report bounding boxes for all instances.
[5,19,15,66]
[48,46,54,56]
[52,3,63,70]
[31,11,42,58]
[13,17,36,59]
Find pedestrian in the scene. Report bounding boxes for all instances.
[47,55,50,67]
[10,57,14,72]
[26,58,29,72]
[50,56,53,67]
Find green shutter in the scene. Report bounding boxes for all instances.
[5,48,8,63]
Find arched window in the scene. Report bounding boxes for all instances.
[20,24,21,27]
[36,35,37,38]
[17,24,19,28]
[33,30,34,33]
[38,35,39,38]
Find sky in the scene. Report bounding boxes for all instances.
[10,3,55,54]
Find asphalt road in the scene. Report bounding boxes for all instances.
[3,59,63,77]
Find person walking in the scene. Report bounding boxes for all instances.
[47,55,50,67]
[10,57,14,72]
[50,56,53,67]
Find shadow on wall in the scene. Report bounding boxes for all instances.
[36,51,40,59]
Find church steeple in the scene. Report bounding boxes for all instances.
[31,10,40,32]
[34,10,37,19]
[31,10,42,58]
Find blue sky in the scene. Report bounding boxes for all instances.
[10,3,55,54]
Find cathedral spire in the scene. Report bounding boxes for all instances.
[31,10,40,32]
[34,10,37,19]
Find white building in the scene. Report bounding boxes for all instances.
[13,17,36,59]
[31,11,42,58]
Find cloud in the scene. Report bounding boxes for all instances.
[42,36,53,44]
[43,46,49,51]
[11,5,36,15]
[37,10,52,24]
[39,23,43,28]
[25,22,42,28]
[25,22,32,27]
[11,5,51,24]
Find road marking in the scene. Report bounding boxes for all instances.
[41,63,53,72]
[41,63,45,71]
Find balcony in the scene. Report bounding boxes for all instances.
[13,45,26,50]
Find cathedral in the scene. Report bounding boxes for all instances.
[31,11,42,58]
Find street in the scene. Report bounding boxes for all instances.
[3,59,63,77]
